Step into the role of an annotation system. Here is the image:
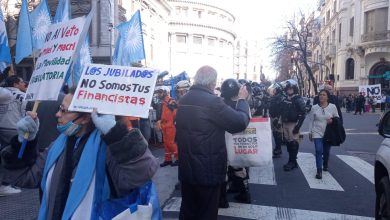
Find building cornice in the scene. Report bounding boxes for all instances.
[169,21,236,39]
[167,0,235,22]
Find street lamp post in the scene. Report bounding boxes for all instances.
[107,0,113,64]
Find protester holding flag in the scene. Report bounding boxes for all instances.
[0,88,158,219]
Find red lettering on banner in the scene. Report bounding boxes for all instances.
[77,90,146,105]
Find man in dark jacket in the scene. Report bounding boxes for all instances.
[176,66,250,220]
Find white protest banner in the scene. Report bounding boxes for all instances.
[25,16,87,101]
[68,64,158,118]
[225,118,273,167]
[358,84,382,103]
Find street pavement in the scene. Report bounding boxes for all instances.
[0,110,383,220]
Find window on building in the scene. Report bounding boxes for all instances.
[350,17,354,37]
[198,10,202,19]
[193,36,202,45]
[332,29,336,43]
[182,7,188,16]
[322,17,326,26]
[176,35,186,44]
[208,38,216,46]
[326,10,330,23]
[333,0,337,14]
[345,58,355,80]
[175,7,181,15]
[365,8,388,33]
[338,23,342,43]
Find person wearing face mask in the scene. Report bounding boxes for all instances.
[0,87,158,220]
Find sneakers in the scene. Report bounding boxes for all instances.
[171,160,179,167]
[160,161,172,167]
[0,185,21,196]
[283,161,298,171]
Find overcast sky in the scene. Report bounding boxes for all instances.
[223,0,317,80]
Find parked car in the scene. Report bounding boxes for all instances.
[376,111,390,219]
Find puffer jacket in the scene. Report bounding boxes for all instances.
[176,85,250,185]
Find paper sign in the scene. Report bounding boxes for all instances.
[358,84,382,103]
[25,16,86,101]
[69,64,158,118]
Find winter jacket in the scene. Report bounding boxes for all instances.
[323,117,346,146]
[1,122,158,219]
[176,85,250,185]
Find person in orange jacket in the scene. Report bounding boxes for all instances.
[155,86,179,167]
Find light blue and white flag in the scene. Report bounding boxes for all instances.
[29,0,51,52]
[69,36,92,87]
[15,0,32,64]
[54,0,69,23]
[0,8,11,72]
[113,10,145,66]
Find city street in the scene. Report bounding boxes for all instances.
[0,110,383,220]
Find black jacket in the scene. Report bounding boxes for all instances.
[176,85,250,185]
[323,117,346,146]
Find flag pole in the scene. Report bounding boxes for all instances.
[9,63,15,75]
[32,51,36,68]
[18,100,40,158]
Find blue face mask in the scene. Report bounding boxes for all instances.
[57,115,82,136]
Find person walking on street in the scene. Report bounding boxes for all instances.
[268,83,285,158]
[354,93,365,115]
[280,79,306,172]
[308,89,340,179]
[155,86,179,167]
[176,66,250,220]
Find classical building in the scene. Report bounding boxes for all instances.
[167,0,236,81]
[234,38,262,81]
[314,0,390,95]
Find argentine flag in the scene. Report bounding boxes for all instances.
[0,8,11,72]
[113,10,145,66]
[30,0,52,52]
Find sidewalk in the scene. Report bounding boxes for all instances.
[0,146,178,220]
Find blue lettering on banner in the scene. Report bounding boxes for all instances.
[102,68,153,78]
[85,66,102,76]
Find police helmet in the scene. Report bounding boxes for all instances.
[175,80,191,91]
[221,78,240,99]
[281,79,299,94]
[267,83,283,96]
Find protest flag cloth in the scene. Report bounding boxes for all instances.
[15,0,33,64]
[0,7,11,72]
[54,0,70,23]
[113,10,145,66]
[30,0,52,52]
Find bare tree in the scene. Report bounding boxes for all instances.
[271,12,319,95]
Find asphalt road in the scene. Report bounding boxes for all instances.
[163,110,383,220]
[0,110,383,220]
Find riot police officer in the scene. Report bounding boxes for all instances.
[219,79,251,207]
[268,83,285,158]
[280,80,306,171]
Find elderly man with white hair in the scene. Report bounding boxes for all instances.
[176,65,250,220]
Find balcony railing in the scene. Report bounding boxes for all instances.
[361,31,390,43]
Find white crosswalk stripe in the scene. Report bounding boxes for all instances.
[336,155,374,184]
[249,164,277,185]
[163,197,374,220]
[297,152,344,191]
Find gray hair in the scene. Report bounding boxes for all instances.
[194,66,218,87]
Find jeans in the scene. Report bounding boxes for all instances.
[313,138,331,169]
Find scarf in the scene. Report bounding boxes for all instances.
[38,129,110,220]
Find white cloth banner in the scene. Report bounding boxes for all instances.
[69,64,158,118]
[25,16,87,101]
[225,118,273,167]
[358,84,382,103]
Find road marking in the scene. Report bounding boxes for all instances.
[300,131,377,135]
[336,155,374,184]
[297,152,344,191]
[249,164,277,185]
[163,197,374,220]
